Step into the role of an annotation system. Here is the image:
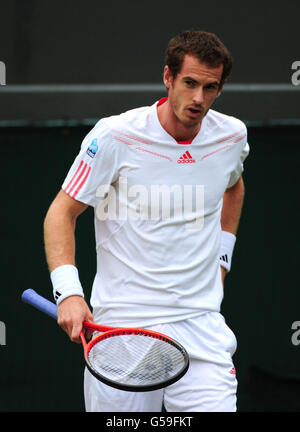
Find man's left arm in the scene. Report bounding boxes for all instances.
[220,176,245,284]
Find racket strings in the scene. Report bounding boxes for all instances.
[87,333,186,386]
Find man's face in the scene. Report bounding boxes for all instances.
[164,54,224,128]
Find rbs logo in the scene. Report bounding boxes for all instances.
[291,61,300,86]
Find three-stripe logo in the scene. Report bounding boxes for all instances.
[64,160,91,199]
[220,254,228,264]
[177,151,196,163]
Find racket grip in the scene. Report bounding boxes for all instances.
[22,289,58,320]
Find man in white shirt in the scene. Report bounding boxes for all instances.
[44,30,249,412]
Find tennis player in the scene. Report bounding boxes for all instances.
[44,30,249,412]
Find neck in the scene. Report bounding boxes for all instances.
[157,99,201,142]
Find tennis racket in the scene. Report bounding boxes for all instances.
[21,289,189,392]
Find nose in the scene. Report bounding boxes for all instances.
[193,87,204,105]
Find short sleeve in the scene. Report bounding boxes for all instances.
[62,120,120,207]
[227,124,250,188]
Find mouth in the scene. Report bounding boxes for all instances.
[187,107,203,117]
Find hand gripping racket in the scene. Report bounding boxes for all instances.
[21,289,189,392]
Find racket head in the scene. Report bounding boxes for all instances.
[21,290,190,392]
[82,327,190,392]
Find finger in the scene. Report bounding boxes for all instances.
[57,317,72,338]
[86,328,94,339]
[57,315,80,342]
[70,322,83,344]
[84,311,95,339]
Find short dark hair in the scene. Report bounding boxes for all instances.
[165,30,233,87]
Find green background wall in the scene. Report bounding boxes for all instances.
[1,123,300,411]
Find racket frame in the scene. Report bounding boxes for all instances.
[80,324,190,392]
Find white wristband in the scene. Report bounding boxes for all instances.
[50,264,84,305]
[219,231,236,272]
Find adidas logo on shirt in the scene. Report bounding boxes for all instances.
[177,151,196,164]
[220,254,228,263]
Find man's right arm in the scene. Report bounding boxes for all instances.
[44,189,94,343]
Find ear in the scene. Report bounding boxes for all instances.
[163,65,173,89]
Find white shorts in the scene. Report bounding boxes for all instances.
[84,312,238,412]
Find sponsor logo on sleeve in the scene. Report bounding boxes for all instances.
[86,138,98,158]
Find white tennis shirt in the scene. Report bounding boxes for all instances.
[62,98,249,327]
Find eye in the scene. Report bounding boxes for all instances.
[205,83,218,91]
[184,79,196,87]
